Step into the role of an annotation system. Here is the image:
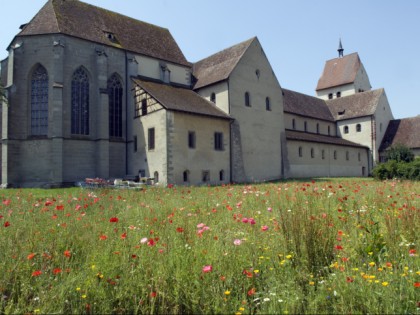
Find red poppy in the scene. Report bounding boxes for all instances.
[99,234,107,240]
[247,288,256,296]
[109,217,119,223]
[176,227,184,233]
[53,268,62,275]
[414,282,420,288]
[55,205,64,211]
[27,253,36,260]
[2,199,11,206]
[32,270,42,277]
[121,232,127,240]
[64,250,71,258]
[346,276,354,283]
[150,291,157,298]
[335,245,344,250]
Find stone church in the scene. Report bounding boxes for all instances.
[0,0,418,187]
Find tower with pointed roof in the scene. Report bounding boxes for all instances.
[338,38,344,58]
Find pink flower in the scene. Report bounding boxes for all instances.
[140,237,148,244]
[267,207,272,212]
[202,265,213,273]
[249,218,256,225]
[197,223,205,229]
[242,218,249,223]
[261,225,269,231]
[233,239,242,246]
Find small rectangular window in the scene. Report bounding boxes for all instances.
[148,128,155,150]
[188,131,196,149]
[141,99,147,116]
[202,170,210,182]
[214,132,224,151]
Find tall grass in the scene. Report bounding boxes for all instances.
[0,179,419,314]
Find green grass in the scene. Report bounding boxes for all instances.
[0,179,419,314]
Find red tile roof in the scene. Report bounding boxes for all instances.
[316,53,361,91]
[193,38,255,89]
[17,0,189,66]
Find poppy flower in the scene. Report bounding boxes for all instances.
[202,265,213,273]
[247,287,256,296]
[4,221,10,227]
[53,268,62,275]
[176,227,184,233]
[27,253,36,260]
[109,217,119,223]
[335,245,344,250]
[261,225,269,231]
[414,282,420,288]
[99,234,107,240]
[32,270,42,277]
[64,250,71,258]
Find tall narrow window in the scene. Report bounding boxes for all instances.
[245,92,251,107]
[214,132,224,151]
[311,148,315,158]
[210,92,216,104]
[344,126,349,134]
[334,150,337,160]
[141,99,147,116]
[108,74,123,137]
[71,67,89,135]
[358,152,361,162]
[322,150,325,160]
[356,124,362,132]
[346,151,350,161]
[148,128,155,150]
[188,131,196,149]
[183,170,189,182]
[265,97,271,111]
[316,123,320,134]
[219,170,225,181]
[298,146,303,157]
[292,119,296,130]
[328,125,331,135]
[133,135,138,152]
[304,121,308,132]
[31,65,49,136]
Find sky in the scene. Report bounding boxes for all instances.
[1,0,419,119]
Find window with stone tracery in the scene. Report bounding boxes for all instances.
[108,74,123,138]
[71,67,89,135]
[31,65,49,136]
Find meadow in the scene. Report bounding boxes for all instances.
[0,178,419,314]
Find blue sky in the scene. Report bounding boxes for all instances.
[1,0,419,119]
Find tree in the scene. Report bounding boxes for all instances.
[385,144,414,163]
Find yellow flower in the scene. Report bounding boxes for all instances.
[254,270,260,274]
[224,290,231,295]
[382,281,389,286]
[76,287,81,291]
[286,255,292,259]
[309,281,315,286]
[239,307,245,311]
[81,294,87,299]
[369,262,375,267]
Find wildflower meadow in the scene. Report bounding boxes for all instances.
[0,179,419,314]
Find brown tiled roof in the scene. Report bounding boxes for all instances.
[326,89,384,121]
[192,37,255,89]
[316,53,361,91]
[282,89,334,121]
[17,0,189,66]
[286,130,368,149]
[132,78,232,120]
[379,116,420,151]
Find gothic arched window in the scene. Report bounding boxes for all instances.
[108,74,123,138]
[31,65,49,136]
[71,67,89,135]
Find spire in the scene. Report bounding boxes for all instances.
[338,38,344,58]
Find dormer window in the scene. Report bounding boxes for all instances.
[338,109,345,115]
[160,63,171,83]
[103,31,118,44]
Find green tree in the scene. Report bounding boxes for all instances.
[385,144,414,163]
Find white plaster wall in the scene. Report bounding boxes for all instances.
[195,81,230,114]
[228,38,285,182]
[285,113,336,136]
[169,112,230,185]
[134,55,191,86]
[287,140,369,178]
[354,64,372,92]
[317,83,355,100]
